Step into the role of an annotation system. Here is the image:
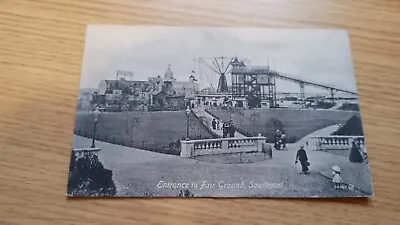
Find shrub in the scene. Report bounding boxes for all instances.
[313,101,335,109]
[266,117,285,133]
[333,115,364,136]
[67,151,116,197]
[338,103,360,111]
[265,117,286,141]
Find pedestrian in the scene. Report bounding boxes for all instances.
[281,133,287,150]
[222,122,227,138]
[229,119,235,137]
[274,130,282,150]
[331,165,343,189]
[212,119,216,130]
[349,139,363,163]
[295,146,310,174]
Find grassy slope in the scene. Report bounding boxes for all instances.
[74,111,214,154]
[74,109,358,153]
[208,108,359,142]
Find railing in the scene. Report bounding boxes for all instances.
[228,139,257,149]
[180,136,266,158]
[193,139,222,150]
[203,109,249,137]
[308,136,365,151]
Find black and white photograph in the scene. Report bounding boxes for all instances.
[67,26,373,198]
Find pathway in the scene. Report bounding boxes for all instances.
[72,135,179,195]
[291,124,341,149]
[262,124,342,173]
[329,100,346,110]
[271,124,373,195]
[71,122,372,197]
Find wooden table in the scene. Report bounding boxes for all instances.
[1,0,400,224]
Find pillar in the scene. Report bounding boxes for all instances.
[221,139,228,151]
[180,141,193,158]
[300,82,305,108]
[330,88,335,103]
[256,137,265,152]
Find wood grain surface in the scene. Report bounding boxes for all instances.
[1,0,400,224]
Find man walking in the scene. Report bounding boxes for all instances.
[295,146,310,174]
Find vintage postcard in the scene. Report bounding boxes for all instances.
[67,26,373,198]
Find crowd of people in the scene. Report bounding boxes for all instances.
[211,118,236,138]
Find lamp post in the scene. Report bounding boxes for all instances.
[185,106,190,140]
[250,113,257,137]
[229,105,233,121]
[91,107,101,148]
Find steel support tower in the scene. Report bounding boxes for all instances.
[231,58,277,108]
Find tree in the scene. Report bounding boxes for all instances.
[265,118,286,143]
[266,118,285,133]
[246,94,261,109]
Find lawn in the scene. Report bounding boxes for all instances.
[74,111,215,155]
[207,108,359,143]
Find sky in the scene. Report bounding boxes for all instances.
[79,25,358,94]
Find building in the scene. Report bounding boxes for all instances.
[150,65,199,110]
[175,73,199,98]
[76,88,95,111]
[96,78,150,111]
[91,65,199,111]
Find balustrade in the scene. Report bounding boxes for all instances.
[193,140,222,150]
[228,139,256,149]
[180,136,266,158]
[309,136,364,151]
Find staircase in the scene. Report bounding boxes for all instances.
[191,107,246,138]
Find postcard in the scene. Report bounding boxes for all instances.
[67,26,373,198]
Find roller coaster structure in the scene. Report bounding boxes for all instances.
[197,56,358,108]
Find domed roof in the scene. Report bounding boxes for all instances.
[164,64,174,80]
